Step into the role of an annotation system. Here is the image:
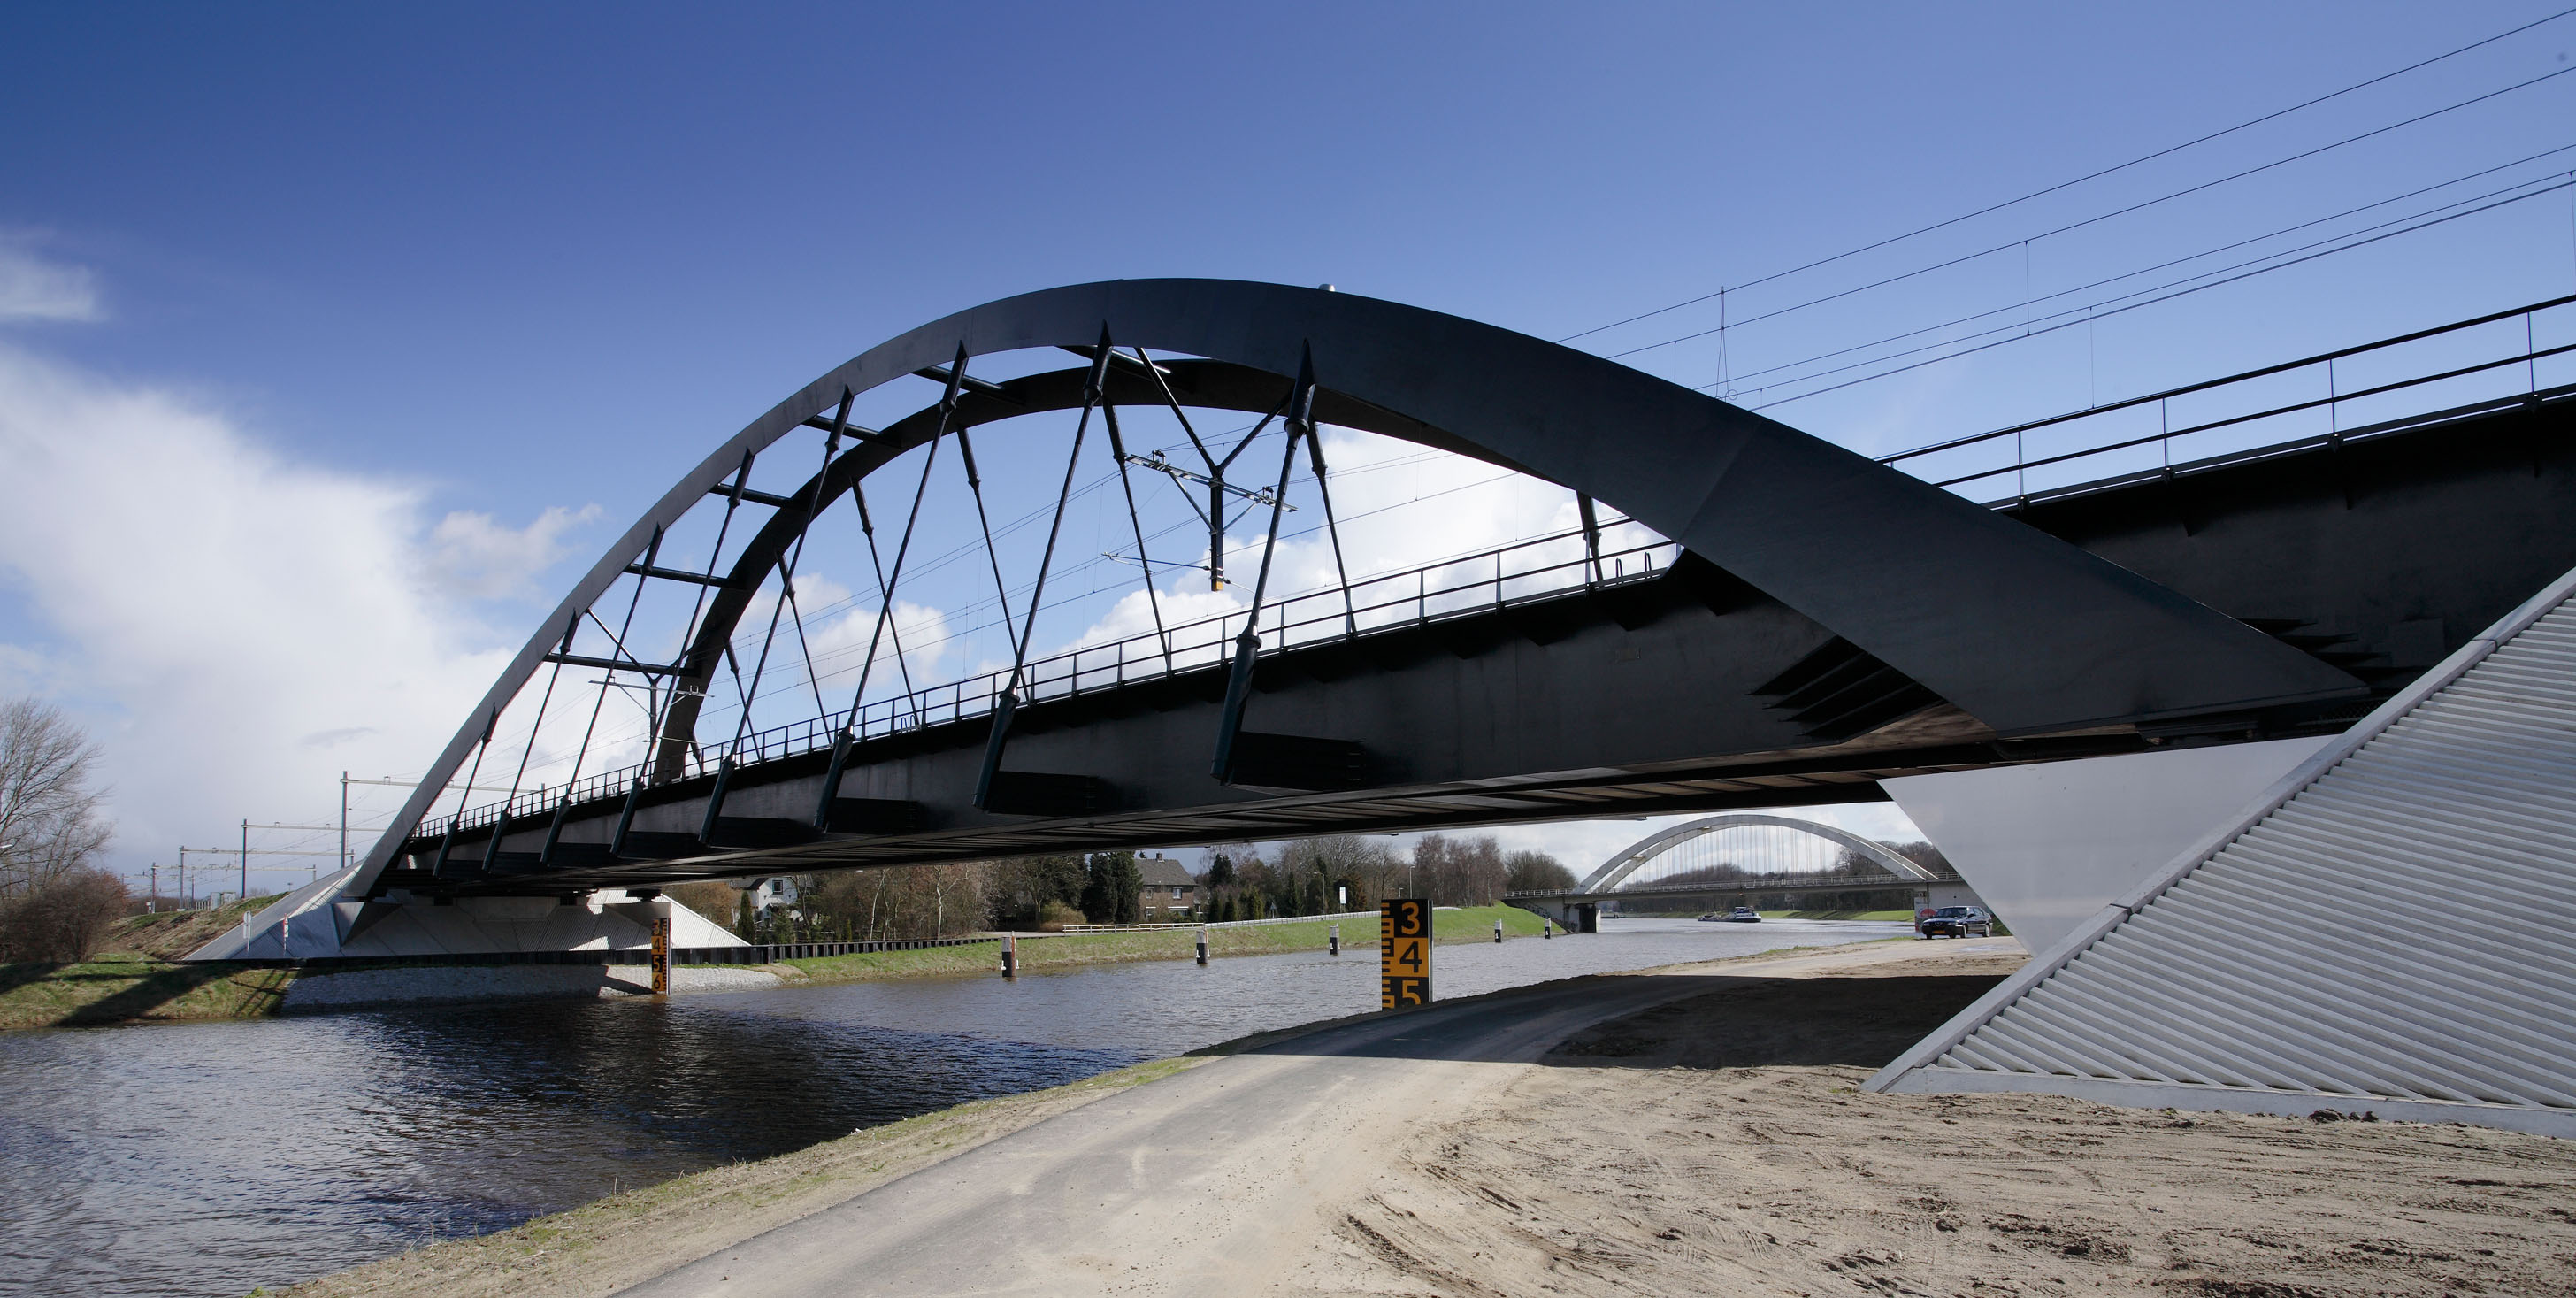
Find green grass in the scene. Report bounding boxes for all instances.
[776,904,1552,986]
[112,894,288,959]
[0,895,306,1030]
[0,951,294,1030]
[0,902,1553,1026]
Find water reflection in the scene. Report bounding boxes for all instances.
[0,918,1900,1298]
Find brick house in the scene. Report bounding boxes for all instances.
[1137,854,1198,918]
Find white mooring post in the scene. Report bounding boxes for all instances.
[1001,933,1017,979]
[1328,923,1339,956]
[1493,918,1504,943]
[1544,918,1553,939]
[1194,927,1208,964]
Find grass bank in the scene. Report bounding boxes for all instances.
[2,902,1556,1028]
[0,953,295,1030]
[773,903,1549,987]
[0,896,298,1031]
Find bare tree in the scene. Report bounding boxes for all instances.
[0,869,128,963]
[1413,833,1507,906]
[0,698,111,898]
[1503,849,1576,893]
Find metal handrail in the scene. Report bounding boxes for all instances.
[429,525,1679,838]
[1880,295,2576,499]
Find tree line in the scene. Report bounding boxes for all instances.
[670,833,1583,942]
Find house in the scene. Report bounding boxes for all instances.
[1136,854,1198,918]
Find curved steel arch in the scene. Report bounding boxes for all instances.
[351,279,2356,897]
[645,358,1477,779]
[1576,814,1941,893]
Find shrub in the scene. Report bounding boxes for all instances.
[0,868,131,964]
[1036,899,1084,932]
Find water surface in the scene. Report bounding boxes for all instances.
[0,917,1901,1297]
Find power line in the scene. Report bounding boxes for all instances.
[1708,169,2576,403]
[1744,175,2576,411]
[1557,5,2576,345]
[1604,63,2576,364]
[1698,143,2576,396]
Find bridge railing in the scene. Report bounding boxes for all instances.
[1880,295,2576,507]
[426,524,1682,840]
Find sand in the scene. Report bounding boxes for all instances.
[1311,950,2576,1296]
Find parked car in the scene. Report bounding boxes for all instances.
[1917,905,1992,938]
[1725,905,1761,923]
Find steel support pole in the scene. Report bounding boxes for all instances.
[1211,348,1315,782]
[976,336,1109,808]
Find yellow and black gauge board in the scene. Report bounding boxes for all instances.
[650,915,672,995]
[1380,898,1430,1008]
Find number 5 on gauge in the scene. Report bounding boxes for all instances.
[1380,898,1431,1008]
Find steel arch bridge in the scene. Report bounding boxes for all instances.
[1573,814,1942,895]
[317,278,2373,910]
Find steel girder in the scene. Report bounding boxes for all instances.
[348,279,2358,901]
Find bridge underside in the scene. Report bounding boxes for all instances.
[388,382,2576,896]
[389,561,2038,895]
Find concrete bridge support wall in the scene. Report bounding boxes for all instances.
[188,866,747,961]
[1882,737,2330,954]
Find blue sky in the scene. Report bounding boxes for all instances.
[3,2,2572,887]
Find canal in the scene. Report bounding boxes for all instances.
[0,918,1905,1298]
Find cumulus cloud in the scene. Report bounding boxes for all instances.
[0,239,103,324]
[0,342,593,880]
[430,503,602,599]
[802,592,957,695]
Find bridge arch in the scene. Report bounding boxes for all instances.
[1576,814,1939,894]
[351,279,2352,896]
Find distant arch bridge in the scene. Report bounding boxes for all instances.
[1506,814,1960,924]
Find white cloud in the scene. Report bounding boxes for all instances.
[429,503,602,599]
[0,239,103,324]
[798,588,959,699]
[0,342,589,883]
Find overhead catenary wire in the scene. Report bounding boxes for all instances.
[1556,5,2576,345]
[1745,174,2576,411]
[1601,62,2576,365]
[1697,143,2576,397]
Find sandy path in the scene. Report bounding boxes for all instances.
[1317,949,2576,1296]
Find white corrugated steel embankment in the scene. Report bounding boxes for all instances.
[1868,565,2576,1138]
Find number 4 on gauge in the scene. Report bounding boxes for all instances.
[1380,897,1431,1009]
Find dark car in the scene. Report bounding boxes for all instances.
[1916,905,1993,938]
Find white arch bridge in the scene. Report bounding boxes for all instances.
[1505,814,1965,925]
